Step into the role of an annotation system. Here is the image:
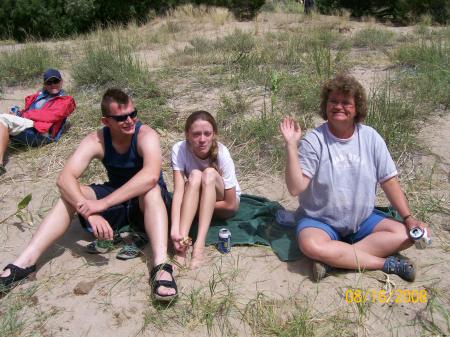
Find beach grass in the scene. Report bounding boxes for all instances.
[0,5,449,337]
[0,44,60,87]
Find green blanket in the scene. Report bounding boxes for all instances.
[190,194,402,262]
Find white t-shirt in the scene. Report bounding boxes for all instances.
[298,122,397,236]
[171,140,241,195]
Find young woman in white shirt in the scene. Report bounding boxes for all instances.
[170,111,241,268]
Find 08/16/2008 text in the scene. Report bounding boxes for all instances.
[345,289,427,304]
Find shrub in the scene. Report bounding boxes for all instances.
[316,0,449,24]
[393,36,450,107]
[217,92,250,129]
[0,0,154,41]
[352,28,395,49]
[72,38,159,99]
[0,0,266,41]
[0,45,58,86]
[365,83,417,159]
[0,0,97,41]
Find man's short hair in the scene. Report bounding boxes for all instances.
[101,88,130,117]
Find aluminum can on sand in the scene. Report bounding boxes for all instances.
[218,228,231,253]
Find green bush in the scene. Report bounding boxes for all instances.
[135,97,174,130]
[0,0,154,41]
[0,0,98,41]
[365,83,417,159]
[72,38,159,99]
[0,45,59,86]
[316,0,449,24]
[0,0,266,41]
[393,36,450,107]
[352,28,395,49]
[177,0,266,18]
[217,92,250,129]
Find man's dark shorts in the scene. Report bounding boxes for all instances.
[78,182,171,233]
[11,128,52,147]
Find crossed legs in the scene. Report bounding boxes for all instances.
[298,218,413,270]
[176,168,225,268]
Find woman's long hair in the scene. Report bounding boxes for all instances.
[185,110,220,173]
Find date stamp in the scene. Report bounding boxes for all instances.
[345,288,427,304]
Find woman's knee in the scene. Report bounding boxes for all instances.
[187,170,202,188]
[299,237,328,260]
[375,219,411,242]
[201,167,219,186]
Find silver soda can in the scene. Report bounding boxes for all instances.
[218,228,231,253]
[409,227,432,249]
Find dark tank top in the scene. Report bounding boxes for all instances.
[102,122,166,189]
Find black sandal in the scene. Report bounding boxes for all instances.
[0,264,36,288]
[150,263,178,302]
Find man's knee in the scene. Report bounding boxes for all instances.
[80,185,98,200]
[0,120,10,134]
[141,184,163,205]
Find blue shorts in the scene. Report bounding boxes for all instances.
[296,209,387,243]
[79,182,171,233]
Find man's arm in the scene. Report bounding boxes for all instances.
[57,131,103,207]
[77,126,163,216]
[22,96,76,123]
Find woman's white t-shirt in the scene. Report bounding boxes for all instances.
[171,140,241,195]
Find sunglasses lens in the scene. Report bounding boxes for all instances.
[115,115,128,122]
[109,109,137,122]
[45,79,60,85]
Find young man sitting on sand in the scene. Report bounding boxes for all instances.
[0,68,76,175]
[0,88,177,301]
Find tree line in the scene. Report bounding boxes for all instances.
[0,0,447,41]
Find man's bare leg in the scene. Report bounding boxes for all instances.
[0,123,10,167]
[139,185,176,297]
[0,185,96,277]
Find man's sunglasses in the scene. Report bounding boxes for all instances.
[45,78,61,85]
[107,109,138,122]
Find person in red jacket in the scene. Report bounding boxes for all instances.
[0,69,76,175]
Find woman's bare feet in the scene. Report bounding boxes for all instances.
[190,246,205,269]
[174,250,187,269]
[172,236,190,269]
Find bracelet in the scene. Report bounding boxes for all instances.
[402,214,412,222]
